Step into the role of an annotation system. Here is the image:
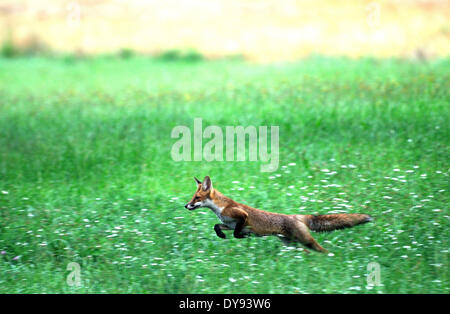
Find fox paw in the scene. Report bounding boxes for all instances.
[214,225,227,239]
[233,232,246,239]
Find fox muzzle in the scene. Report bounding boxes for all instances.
[185,203,200,210]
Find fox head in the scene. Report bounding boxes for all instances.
[185,176,213,210]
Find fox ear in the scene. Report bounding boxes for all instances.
[202,176,212,191]
[194,177,202,185]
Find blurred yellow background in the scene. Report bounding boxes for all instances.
[1,0,449,61]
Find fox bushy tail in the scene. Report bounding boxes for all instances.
[304,214,373,232]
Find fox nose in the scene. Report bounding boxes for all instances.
[184,203,189,209]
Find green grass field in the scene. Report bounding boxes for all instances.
[0,56,448,293]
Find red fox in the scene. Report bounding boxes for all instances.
[185,176,373,253]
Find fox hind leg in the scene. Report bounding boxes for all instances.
[290,220,329,253]
[302,236,328,253]
[277,235,311,253]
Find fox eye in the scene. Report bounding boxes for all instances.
[194,196,200,200]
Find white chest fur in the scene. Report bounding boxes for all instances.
[217,214,237,229]
[203,199,237,229]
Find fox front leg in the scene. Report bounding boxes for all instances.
[214,224,231,239]
[227,207,249,239]
[233,218,248,239]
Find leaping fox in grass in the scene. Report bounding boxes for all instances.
[185,176,373,253]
